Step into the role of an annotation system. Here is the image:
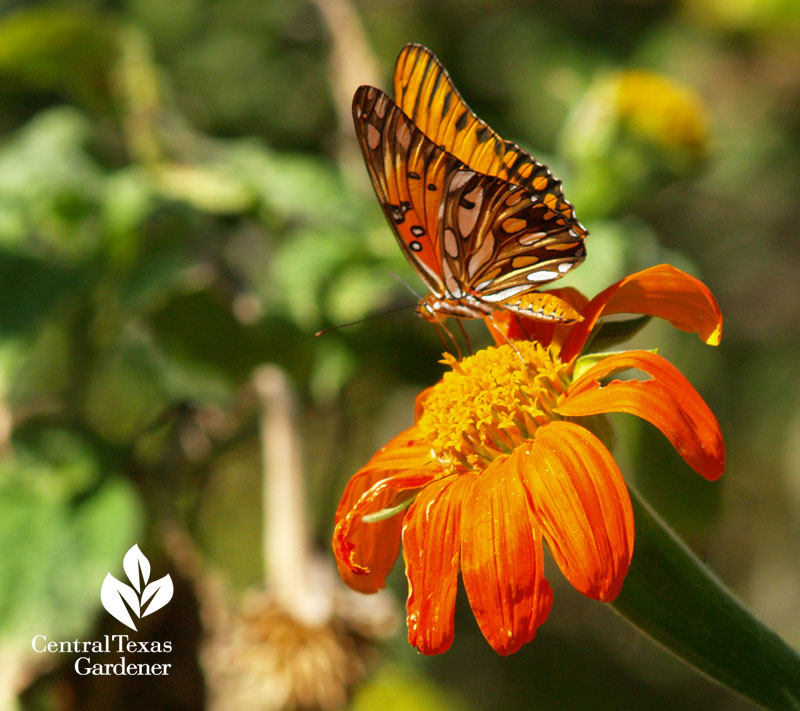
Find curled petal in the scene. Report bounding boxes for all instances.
[461,456,553,655]
[518,421,634,601]
[403,474,475,655]
[560,265,723,362]
[485,287,589,347]
[559,350,725,480]
[333,427,438,592]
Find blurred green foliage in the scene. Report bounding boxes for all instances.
[0,0,798,710]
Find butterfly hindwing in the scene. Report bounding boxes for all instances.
[436,166,586,299]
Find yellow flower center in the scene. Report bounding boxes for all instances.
[417,341,571,472]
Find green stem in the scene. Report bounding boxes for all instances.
[611,487,800,711]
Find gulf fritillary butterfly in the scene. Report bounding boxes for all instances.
[353,43,588,325]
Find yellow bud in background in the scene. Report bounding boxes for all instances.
[560,69,710,218]
[613,70,708,156]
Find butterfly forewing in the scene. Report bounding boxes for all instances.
[393,44,586,243]
[353,85,455,296]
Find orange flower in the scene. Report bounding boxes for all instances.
[332,264,724,656]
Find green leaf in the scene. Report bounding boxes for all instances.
[586,315,652,352]
[611,487,800,711]
[0,432,143,646]
[0,8,122,113]
[0,251,87,336]
[0,107,103,257]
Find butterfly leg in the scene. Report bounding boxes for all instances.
[430,317,462,359]
[455,318,473,356]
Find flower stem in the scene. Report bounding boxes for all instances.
[611,487,800,711]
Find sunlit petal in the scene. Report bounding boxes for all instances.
[333,427,438,593]
[403,474,475,654]
[560,264,723,362]
[518,421,634,601]
[461,456,553,655]
[559,350,725,480]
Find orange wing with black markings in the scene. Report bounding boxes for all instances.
[393,43,586,240]
[352,45,588,324]
[352,85,456,296]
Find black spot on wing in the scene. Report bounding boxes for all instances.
[455,110,469,131]
[410,50,437,119]
[441,90,452,117]
[428,71,444,109]
[509,152,531,175]
[388,201,412,224]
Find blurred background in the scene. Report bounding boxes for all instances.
[0,0,798,709]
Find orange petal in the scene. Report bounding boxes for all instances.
[518,421,634,601]
[460,455,553,655]
[403,474,476,655]
[485,287,589,347]
[333,427,438,593]
[559,350,725,480]
[560,265,723,362]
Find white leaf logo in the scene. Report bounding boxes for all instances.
[100,545,173,631]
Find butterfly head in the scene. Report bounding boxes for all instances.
[415,296,439,323]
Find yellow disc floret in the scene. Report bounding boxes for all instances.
[417,341,571,472]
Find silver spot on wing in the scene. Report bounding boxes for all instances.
[367,124,381,150]
[396,118,411,149]
[481,285,529,303]
[444,228,459,258]
[466,232,495,279]
[374,93,388,119]
[442,260,463,298]
[526,270,559,282]
[518,231,547,246]
[458,185,484,238]
[448,169,472,192]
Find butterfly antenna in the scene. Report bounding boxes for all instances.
[315,302,416,336]
[388,271,424,300]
